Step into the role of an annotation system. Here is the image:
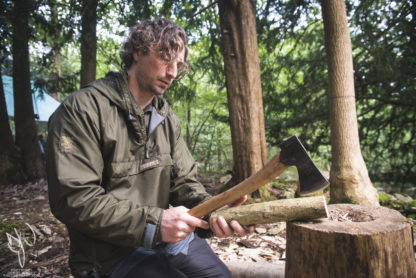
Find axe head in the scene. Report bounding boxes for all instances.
[279,136,329,195]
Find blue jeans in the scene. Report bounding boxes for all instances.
[104,234,231,278]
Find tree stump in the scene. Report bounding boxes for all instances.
[285,204,415,278]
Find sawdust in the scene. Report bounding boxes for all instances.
[328,207,376,222]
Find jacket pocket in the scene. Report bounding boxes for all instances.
[105,154,173,193]
[109,159,141,178]
[139,154,172,174]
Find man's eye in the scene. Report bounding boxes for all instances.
[177,62,184,70]
[177,62,187,72]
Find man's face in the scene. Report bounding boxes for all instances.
[131,46,186,96]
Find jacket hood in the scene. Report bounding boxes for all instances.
[87,71,169,118]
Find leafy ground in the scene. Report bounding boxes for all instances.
[0,179,287,278]
[0,178,414,277]
[0,180,69,277]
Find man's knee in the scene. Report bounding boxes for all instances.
[168,235,232,278]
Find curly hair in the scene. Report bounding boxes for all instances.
[120,17,189,78]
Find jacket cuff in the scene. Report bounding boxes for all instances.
[143,207,163,249]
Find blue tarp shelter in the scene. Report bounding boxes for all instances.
[2,75,61,122]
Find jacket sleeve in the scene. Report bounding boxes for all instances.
[168,111,212,209]
[46,91,163,248]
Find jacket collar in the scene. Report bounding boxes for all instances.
[148,106,165,138]
[90,71,169,146]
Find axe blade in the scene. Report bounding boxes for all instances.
[279,136,329,195]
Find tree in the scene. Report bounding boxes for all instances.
[321,0,378,206]
[0,0,25,185]
[0,68,25,185]
[258,0,415,191]
[80,0,97,87]
[12,0,45,181]
[217,0,267,188]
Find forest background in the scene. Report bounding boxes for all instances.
[0,0,415,196]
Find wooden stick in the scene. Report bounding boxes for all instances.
[209,196,328,228]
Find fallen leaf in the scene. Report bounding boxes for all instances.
[38,224,52,235]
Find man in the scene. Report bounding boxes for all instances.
[46,17,252,278]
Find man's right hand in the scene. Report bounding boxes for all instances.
[161,206,209,243]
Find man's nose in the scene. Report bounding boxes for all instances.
[166,62,177,79]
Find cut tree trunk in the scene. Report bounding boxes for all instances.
[285,204,415,278]
[209,196,328,227]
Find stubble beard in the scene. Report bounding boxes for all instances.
[150,83,167,96]
[151,76,170,96]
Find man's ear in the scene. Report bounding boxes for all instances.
[133,51,140,62]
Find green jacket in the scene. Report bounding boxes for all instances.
[46,72,211,275]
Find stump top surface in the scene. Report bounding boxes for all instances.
[289,204,410,235]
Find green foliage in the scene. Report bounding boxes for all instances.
[269,180,289,189]
[389,200,414,212]
[0,221,19,255]
[29,0,80,98]
[378,192,392,206]
[257,1,331,159]
[169,71,232,172]
[245,185,277,204]
[0,221,23,235]
[96,37,123,78]
[0,221,36,256]
[341,197,359,205]
[161,1,231,172]
[3,0,413,194]
[0,221,26,251]
[258,0,415,192]
[377,192,416,212]
[351,0,416,191]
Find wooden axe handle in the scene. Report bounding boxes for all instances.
[188,153,289,218]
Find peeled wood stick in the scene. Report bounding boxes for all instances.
[189,153,289,218]
[209,196,328,228]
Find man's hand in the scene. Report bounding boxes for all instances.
[161,206,209,243]
[210,195,255,238]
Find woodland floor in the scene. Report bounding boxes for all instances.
[0,178,414,277]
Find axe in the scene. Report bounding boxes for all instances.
[188,135,329,218]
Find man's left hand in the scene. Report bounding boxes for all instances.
[210,195,255,238]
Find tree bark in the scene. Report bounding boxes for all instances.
[12,0,45,181]
[209,196,328,227]
[285,204,416,278]
[0,69,25,185]
[218,0,267,189]
[321,0,379,206]
[80,0,97,88]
